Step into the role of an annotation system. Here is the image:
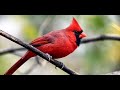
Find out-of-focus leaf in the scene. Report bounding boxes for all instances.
[0,56,13,74]
[22,23,38,41]
[83,15,110,34]
[0,57,8,74]
[111,23,120,34]
[92,16,106,29]
[0,54,21,75]
[105,24,120,71]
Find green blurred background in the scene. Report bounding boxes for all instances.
[0,15,120,75]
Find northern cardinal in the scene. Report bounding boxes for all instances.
[4,17,86,75]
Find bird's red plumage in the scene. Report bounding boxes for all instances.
[4,17,86,75]
[29,29,77,59]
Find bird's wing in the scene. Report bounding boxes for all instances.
[30,37,52,47]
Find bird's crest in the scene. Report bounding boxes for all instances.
[66,17,82,31]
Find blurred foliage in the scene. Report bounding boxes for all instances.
[22,20,38,42]
[1,15,120,75]
[0,54,19,74]
[0,56,9,74]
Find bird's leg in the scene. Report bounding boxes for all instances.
[45,53,65,70]
[45,53,57,69]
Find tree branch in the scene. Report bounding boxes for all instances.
[0,48,25,55]
[0,30,79,75]
[81,34,120,44]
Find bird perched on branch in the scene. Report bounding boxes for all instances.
[5,17,86,75]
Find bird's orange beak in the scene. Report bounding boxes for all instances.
[79,32,87,38]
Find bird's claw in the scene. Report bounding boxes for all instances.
[46,53,52,61]
[45,53,65,69]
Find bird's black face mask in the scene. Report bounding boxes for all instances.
[73,30,83,46]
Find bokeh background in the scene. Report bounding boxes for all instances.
[0,15,120,75]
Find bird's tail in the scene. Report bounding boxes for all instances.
[4,52,31,75]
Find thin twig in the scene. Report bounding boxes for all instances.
[0,30,79,75]
[0,47,25,55]
[81,34,120,44]
[11,52,23,57]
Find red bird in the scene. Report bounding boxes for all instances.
[5,17,86,75]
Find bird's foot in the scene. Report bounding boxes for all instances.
[46,53,52,61]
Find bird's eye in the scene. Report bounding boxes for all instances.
[74,31,78,33]
[73,30,83,34]
[73,30,78,33]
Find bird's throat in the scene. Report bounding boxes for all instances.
[74,32,81,46]
[76,37,81,46]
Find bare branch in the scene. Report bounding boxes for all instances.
[81,34,120,44]
[0,48,25,55]
[0,30,79,75]
[11,52,23,57]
